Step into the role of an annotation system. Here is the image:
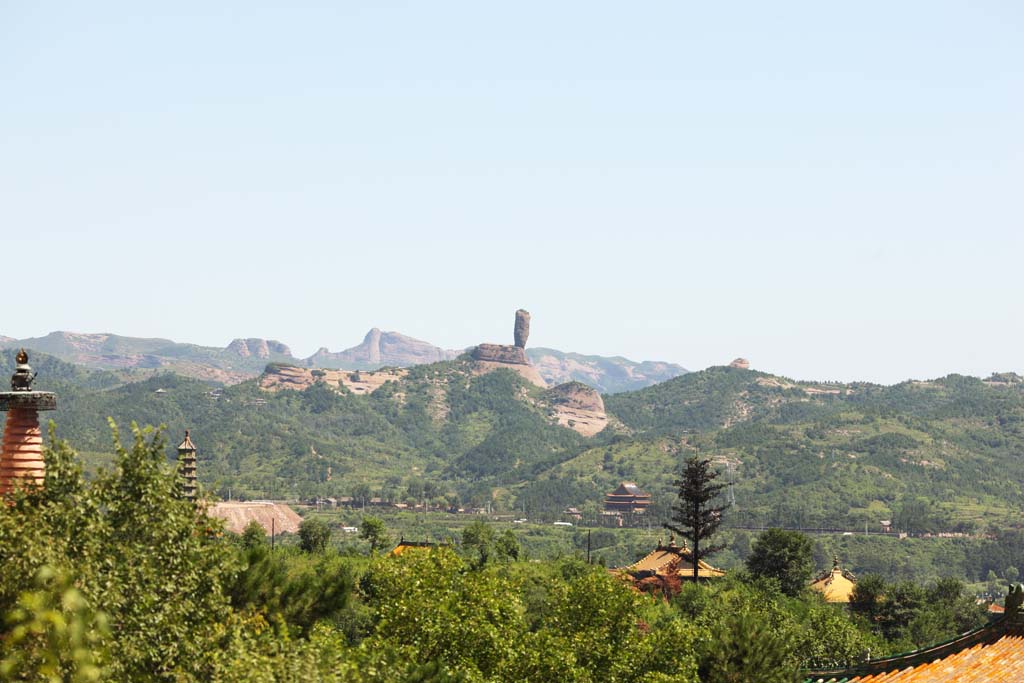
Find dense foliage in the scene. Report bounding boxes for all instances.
[746,529,815,597]
[0,423,234,681]
[7,351,1024,585]
[0,428,999,682]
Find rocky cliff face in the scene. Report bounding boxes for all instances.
[544,381,605,413]
[468,310,547,387]
[0,331,287,383]
[227,338,292,359]
[729,358,751,370]
[260,363,405,394]
[471,343,528,365]
[306,328,459,370]
[514,309,530,348]
[541,381,608,436]
[527,348,687,394]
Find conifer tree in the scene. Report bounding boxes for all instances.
[664,454,730,581]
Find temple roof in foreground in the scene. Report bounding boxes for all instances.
[806,587,1024,682]
[620,539,725,579]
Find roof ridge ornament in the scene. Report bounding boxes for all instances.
[1006,583,1024,619]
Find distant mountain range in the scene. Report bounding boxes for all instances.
[0,329,686,393]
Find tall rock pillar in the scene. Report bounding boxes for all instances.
[514,309,531,348]
[0,350,57,495]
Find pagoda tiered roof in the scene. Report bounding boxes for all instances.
[177,431,196,451]
[604,481,652,513]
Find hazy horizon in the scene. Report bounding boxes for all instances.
[2,2,1021,385]
[3,316,1019,387]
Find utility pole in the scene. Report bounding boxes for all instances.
[725,459,737,508]
[587,529,592,564]
[271,518,275,551]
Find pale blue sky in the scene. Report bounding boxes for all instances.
[1,2,1021,384]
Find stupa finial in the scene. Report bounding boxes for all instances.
[10,349,35,391]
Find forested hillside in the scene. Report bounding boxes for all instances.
[5,349,1024,538]
[569,367,1024,532]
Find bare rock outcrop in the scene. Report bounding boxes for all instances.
[228,338,292,359]
[527,349,687,393]
[729,358,750,370]
[307,328,458,369]
[542,381,608,436]
[467,309,546,387]
[545,381,605,413]
[260,363,405,394]
[471,343,527,365]
[469,358,547,387]
[514,309,531,348]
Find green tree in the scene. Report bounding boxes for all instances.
[664,455,730,581]
[793,602,881,670]
[0,422,235,682]
[849,574,886,620]
[350,483,372,509]
[230,547,353,637]
[359,516,391,554]
[462,520,496,568]
[240,520,267,549]
[746,529,814,597]
[895,498,937,534]
[360,548,521,680]
[299,518,331,553]
[0,567,109,683]
[494,529,521,562]
[699,610,800,683]
[986,569,1000,597]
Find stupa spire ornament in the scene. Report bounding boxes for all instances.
[11,349,36,391]
[1,349,57,496]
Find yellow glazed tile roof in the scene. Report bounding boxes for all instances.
[810,567,857,603]
[808,622,1024,683]
[622,541,726,579]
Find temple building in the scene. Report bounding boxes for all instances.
[806,586,1024,682]
[603,481,652,514]
[810,557,857,603]
[615,537,725,596]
